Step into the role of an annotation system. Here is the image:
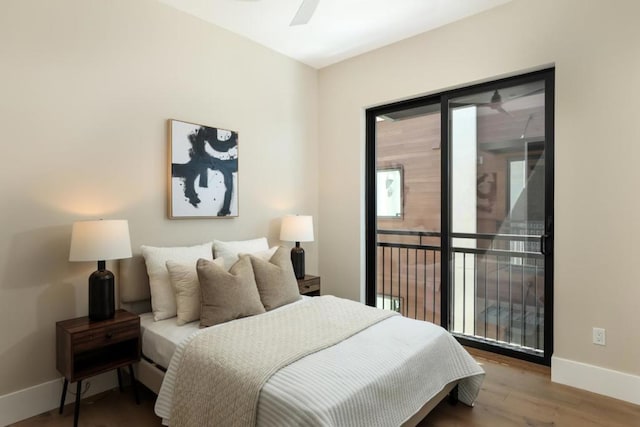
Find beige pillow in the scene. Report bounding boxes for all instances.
[167,258,224,326]
[197,256,266,328]
[141,242,213,321]
[250,246,301,311]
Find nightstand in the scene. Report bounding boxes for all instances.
[56,309,141,427]
[298,275,320,296]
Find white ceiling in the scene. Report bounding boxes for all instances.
[157,0,512,69]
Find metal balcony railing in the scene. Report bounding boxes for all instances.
[376,228,545,354]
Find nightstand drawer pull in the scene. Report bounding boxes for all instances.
[105,332,113,339]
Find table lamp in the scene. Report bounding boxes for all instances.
[280,215,314,279]
[69,219,132,321]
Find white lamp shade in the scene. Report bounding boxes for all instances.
[69,220,132,262]
[280,215,314,242]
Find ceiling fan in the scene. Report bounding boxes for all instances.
[484,89,512,116]
[237,0,320,26]
[453,87,545,117]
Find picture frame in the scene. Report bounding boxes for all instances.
[476,171,497,219]
[376,167,403,218]
[168,119,239,218]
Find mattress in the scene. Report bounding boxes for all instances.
[139,312,200,369]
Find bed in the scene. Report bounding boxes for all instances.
[118,250,484,427]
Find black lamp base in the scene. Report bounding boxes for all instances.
[291,243,305,280]
[88,266,115,321]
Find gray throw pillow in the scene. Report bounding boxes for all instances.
[197,256,265,328]
[250,246,301,311]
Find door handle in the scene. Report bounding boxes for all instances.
[540,234,550,255]
[541,215,553,255]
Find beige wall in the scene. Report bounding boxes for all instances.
[318,0,640,378]
[0,0,318,396]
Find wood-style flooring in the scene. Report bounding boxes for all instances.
[12,348,640,426]
[420,348,640,426]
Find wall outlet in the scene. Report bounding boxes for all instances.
[593,327,606,346]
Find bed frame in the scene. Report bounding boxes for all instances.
[117,256,458,426]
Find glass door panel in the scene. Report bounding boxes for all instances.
[374,104,442,323]
[449,80,548,356]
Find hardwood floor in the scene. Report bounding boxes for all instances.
[421,348,640,426]
[12,349,640,426]
[11,385,162,427]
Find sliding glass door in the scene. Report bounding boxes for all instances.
[366,69,554,364]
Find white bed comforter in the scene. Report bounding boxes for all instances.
[156,298,484,427]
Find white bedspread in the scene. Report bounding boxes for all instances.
[155,299,484,426]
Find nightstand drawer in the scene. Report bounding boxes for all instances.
[299,281,320,294]
[73,321,138,353]
[298,275,320,296]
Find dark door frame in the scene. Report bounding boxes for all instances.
[365,68,555,365]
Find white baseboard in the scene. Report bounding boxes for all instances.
[0,372,118,426]
[551,356,640,406]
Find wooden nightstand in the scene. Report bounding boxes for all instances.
[298,275,320,296]
[56,309,141,427]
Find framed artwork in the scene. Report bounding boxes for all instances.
[168,119,239,218]
[477,172,497,218]
[376,167,403,218]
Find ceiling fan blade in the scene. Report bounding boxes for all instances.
[494,105,513,117]
[520,87,545,98]
[290,0,319,26]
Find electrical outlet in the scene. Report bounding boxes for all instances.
[593,327,606,346]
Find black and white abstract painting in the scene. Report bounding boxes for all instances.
[376,167,403,218]
[169,119,238,218]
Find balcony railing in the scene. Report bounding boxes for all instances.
[376,228,545,355]
[377,229,441,324]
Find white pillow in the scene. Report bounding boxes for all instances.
[141,242,213,321]
[239,246,278,262]
[167,257,225,326]
[213,237,269,270]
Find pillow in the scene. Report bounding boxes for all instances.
[213,237,269,270]
[239,246,278,261]
[141,242,213,321]
[166,258,224,326]
[249,246,301,311]
[197,256,266,328]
